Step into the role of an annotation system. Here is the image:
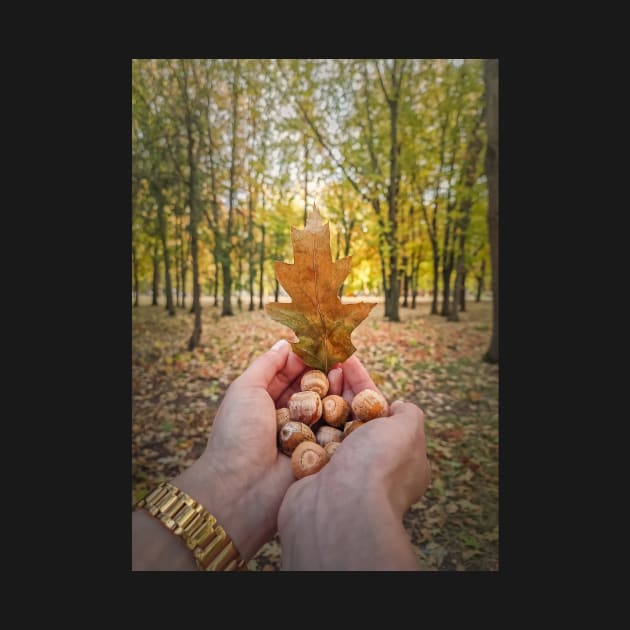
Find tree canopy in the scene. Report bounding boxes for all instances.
[132,58,496,356]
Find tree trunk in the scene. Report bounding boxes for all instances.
[411,252,421,310]
[187,188,201,348]
[221,59,240,318]
[425,80,453,318]
[274,278,280,302]
[449,114,484,323]
[259,223,265,309]
[440,207,455,316]
[385,74,401,322]
[248,216,255,311]
[174,216,180,307]
[208,266,214,306]
[181,62,202,350]
[181,260,187,309]
[431,251,439,315]
[441,259,452,317]
[175,219,181,308]
[338,217,354,298]
[249,256,255,311]
[222,258,234,316]
[387,256,400,320]
[213,254,219,307]
[188,223,202,349]
[380,252,388,311]
[247,184,254,312]
[460,270,467,312]
[237,255,243,312]
[132,245,139,307]
[402,257,409,307]
[303,137,309,226]
[181,231,188,310]
[151,242,160,306]
[483,59,499,363]
[476,259,486,302]
[449,233,465,322]
[156,198,175,316]
[440,77,465,318]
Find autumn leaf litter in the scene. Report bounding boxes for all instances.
[133,301,498,571]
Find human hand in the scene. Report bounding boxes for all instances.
[172,339,309,560]
[277,355,431,570]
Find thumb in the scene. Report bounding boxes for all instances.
[237,339,291,389]
[390,399,425,428]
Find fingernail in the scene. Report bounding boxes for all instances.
[271,339,289,351]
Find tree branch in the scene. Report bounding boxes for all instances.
[374,60,392,103]
[276,61,371,205]
[362,61,383,179]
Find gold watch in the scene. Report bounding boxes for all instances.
[136,482,247,571]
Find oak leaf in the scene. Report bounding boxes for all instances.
[265,205,376,371]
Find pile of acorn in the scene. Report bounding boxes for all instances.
[277,369,388,479]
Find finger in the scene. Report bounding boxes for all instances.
[275,370,308,409]
[273,451,295,485]
[390,399,425,430]
[327,367,343,396]
[340,355,379,402]
[275,363,341,410]
[267,351,308,402]
[237,340,303,399]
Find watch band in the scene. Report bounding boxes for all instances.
[136,481,247,571]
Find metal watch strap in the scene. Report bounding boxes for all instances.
[136,481,247,571]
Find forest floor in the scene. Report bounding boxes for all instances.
[132,299,498,571]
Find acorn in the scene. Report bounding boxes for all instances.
[276,408,291,431]
[278,421,316,456]
[316,425,343,447]
[300,370,330,398]
[288,390,323,426]
[351,389,388,422]
[321,395,351,428]
[291,441,328,479]
[343,420,365,437]
[324,442,340,459]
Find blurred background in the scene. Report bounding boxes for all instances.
[132,59,498,571]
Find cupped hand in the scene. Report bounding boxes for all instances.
[277,355,431,569]
[326,355,430,515]
[172,339,308,560]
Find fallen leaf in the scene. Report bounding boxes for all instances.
[458,532,482,549]
[481,530,499,542]
[468,391,482,403]
[133,287,499,571]
[265,205,376,371]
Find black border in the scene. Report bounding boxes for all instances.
[54,53,554,591]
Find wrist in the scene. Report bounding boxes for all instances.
[132,508,198,570]
[279,471,417,570]
[133,479,247,571]
[170,455,258,562]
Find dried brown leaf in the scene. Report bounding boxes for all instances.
[265,205,376,371]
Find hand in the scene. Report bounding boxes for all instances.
[172,339,307,560]
[277,355,431,570]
